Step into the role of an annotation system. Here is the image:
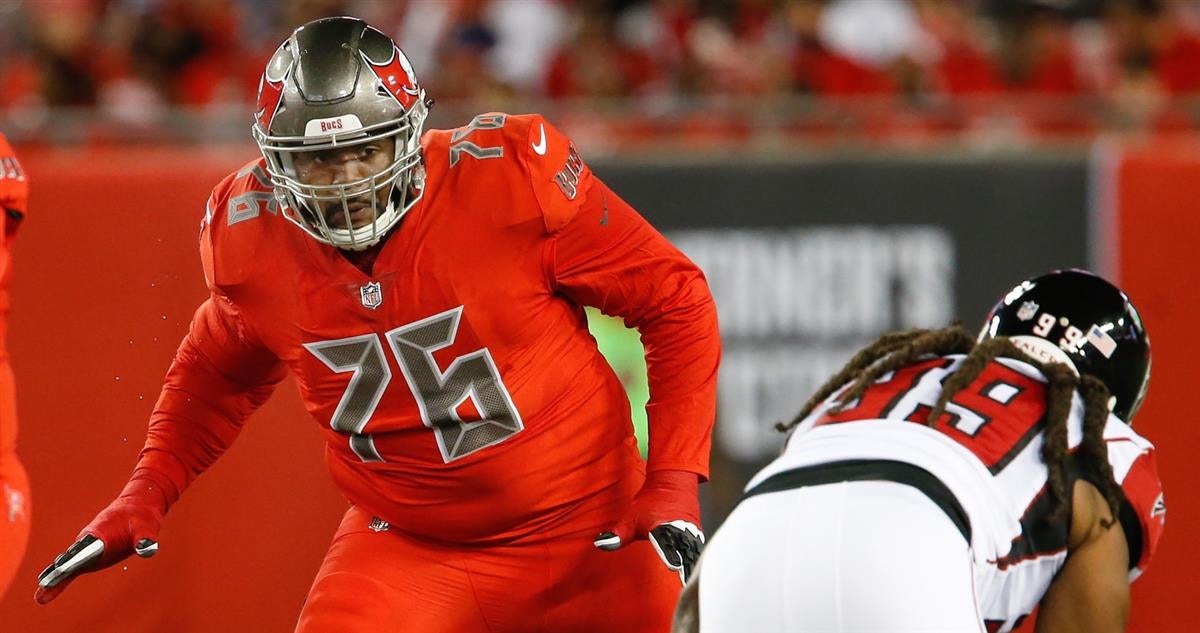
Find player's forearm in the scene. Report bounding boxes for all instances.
[641,273,720,477]
[643,347,718,478]
[1036,563,1128,633]
[644,393,716,477]
[138,378,275,493]
[1035,595,1128,633]
[640,275,720,393]
[133,304,284,496]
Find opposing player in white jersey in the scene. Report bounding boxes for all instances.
[675,269,1164,633]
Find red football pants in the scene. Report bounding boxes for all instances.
[296,478,683,633]
[0,359,30,602]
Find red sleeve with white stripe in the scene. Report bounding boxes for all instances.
[1119,448,1165,578]
[1105,421,1165,579]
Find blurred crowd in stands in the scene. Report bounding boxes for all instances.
[2,0,1199,147]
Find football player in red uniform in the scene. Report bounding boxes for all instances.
[36,17,719,633]
[0,132,30,602]
[677,270,1162,633]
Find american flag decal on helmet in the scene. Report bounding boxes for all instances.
[1087,324,1118,358]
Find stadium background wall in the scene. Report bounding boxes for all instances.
[0,144,1191,632]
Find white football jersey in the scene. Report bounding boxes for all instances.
[750,354,1165,632]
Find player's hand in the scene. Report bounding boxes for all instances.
[594,469,704,585]
[35,484,166,604]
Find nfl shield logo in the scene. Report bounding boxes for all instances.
[360,282,383,310]
[1016,300,1039,322]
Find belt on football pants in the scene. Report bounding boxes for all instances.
[739,459,972,543]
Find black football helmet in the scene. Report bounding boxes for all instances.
[979,269,1151,424]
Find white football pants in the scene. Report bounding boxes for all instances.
[698,481,985,633]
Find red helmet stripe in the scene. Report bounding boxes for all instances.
[365,47,419,110]
[255,74,286,132]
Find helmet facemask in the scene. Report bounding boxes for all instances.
[256,101,428,250]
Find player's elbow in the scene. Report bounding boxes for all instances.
[665,265,718,322]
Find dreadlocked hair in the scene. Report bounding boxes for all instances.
[1077,374,1124,529]
[776,325,976,430]
[775,324,1123,524]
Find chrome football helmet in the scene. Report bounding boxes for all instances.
[252,16,429,250]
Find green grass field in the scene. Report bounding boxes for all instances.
[586,308,649,455]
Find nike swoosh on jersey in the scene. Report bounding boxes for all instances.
[531,123,547,155]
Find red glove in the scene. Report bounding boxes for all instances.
[35,469,176,604]
[594,469,705,584]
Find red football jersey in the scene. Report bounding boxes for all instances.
[0,133,27,457]
[140,114,720,542]
[0,133,26,319]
